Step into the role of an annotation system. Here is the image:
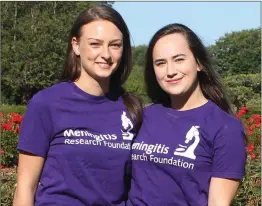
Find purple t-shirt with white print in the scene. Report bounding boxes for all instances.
[17,82,136,206]
[127,101,246,206]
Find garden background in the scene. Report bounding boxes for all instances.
[1,2,261,206]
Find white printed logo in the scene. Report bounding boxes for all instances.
[174,126,200,160]
[121,111,134,140]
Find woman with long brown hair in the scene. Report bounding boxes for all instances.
[128,23,246,206]
[13,5,142,206]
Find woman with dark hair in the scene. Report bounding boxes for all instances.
[13,5,142,206]
[128,23,246,206]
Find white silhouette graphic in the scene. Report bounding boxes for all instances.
[174,126,200,160]
[121,111,134,140]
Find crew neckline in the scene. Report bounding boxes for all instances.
[161,100,213,117]
[71,82,111,103]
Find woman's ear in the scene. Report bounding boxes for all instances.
[197,65,201,72]
[196,61,202,72]
[72,37,80,56]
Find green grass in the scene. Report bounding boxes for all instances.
[1,105,26,114]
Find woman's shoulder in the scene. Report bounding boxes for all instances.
[143,103,163,117]
[28,82,71,107]
[208,101,244,132]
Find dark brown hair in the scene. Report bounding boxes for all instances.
[145,23,234,115]
[61,5,142,131]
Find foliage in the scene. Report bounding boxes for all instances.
[233,156,261,206]
[130,29,261,77]
[1,1,112,105]
[1,112,22,167]
[1,3,260,109]
[1,169,17,206]
[132,45,147,67]
[232,107,261,206]
[124,65,149,104]
[1,105,26,114]
[208,28,261,76]
[223,73,261,112]
[124,68,261,110]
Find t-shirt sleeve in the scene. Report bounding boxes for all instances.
[212,120,246,180]
[17,94,53,158]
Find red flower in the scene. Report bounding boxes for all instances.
[237,112,245,119]
[247,118,254,123]
[9,112,16,117]
[0,149,4,154]
[244,125,250,130]
[16,127,20,134]
[250,153,256,159]
[250,125,256,130]
[11,114,23,124]
[255,123,261,128]
[251,114,261,121]
[236,107,249,119]
[247,130,253,136]
[247,144,254,153]
[241,107,249,112]
[1,123,12,131]
[0,164,4,169]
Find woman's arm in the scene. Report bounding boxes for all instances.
[13,152,45,206]
[13,93,53,205]
[208,177,240,206]
[209,120,246,206]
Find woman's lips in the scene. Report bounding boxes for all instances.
[166,77,183,84]
[96,62,113,69]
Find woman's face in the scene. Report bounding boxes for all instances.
[152,33,201,97]
[72,20,123,81]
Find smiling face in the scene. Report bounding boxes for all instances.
[152,33,201,97]
[72,20,123,81]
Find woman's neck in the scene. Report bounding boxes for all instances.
[170,83,208,111]
[74,71,110,96]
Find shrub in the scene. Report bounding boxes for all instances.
[233,107,261,206]
[1,112,22,167]
[223,73,261,112]
[1,105,26,114]
[124,65,150,105]
[1,168,17,206]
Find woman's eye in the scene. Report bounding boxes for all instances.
[175,58,184,63]
[111,44,122,49]
[90,42,99,46]
[156,62,165,66]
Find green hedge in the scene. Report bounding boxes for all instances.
[1,105,26,114]
[1,169,17,206]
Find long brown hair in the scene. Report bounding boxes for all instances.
[145,23,234,115]
[61,5,143,131]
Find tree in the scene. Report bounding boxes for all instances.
[1,1,113,104]
[208,28,261,76]
[132,45,147,67]
[124,65,149,104]
[223,73,261,112]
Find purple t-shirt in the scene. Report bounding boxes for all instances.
[17,82,136,206]
[127,101,246,206]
